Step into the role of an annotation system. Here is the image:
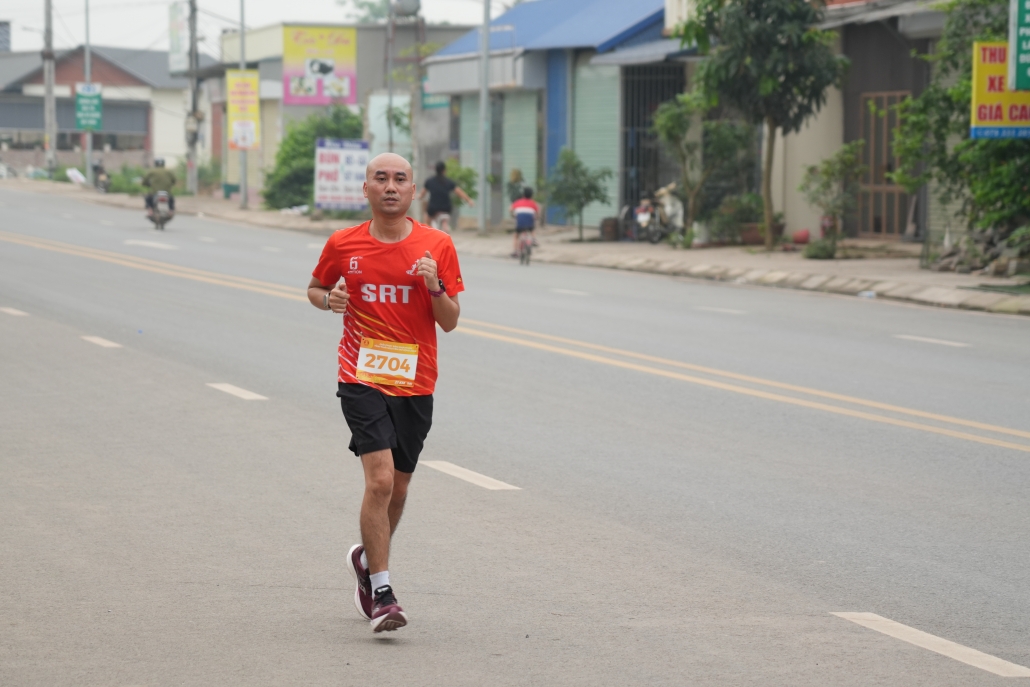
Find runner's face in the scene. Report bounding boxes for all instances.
[364,158,415,218]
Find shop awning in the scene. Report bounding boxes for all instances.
[589,39,696,66]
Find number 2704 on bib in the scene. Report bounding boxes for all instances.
[356,337,419,387]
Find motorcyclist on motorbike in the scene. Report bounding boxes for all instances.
[142,158,176,218]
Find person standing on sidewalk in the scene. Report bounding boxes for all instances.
[307,152,464,633]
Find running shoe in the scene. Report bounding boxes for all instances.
[370,585,408,633]
[346,544,373,620]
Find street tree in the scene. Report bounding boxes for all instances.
[545,148,612,242]
[678,0,848,250]
[338,0,391,23]
[892,0,1029,265]
[263,106,363,209]
[652,90,754,241]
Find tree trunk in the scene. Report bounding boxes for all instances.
[578,213,584,242]
[762,117,777,252]
[685,189,699,247]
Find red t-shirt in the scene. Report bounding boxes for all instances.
[312,219,464,396]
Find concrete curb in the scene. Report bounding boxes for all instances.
[460,245,1030,317]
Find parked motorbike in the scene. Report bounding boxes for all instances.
[93,163,110,193]
[149,191,174,230]
[652,182,685,244]
[637,199,666,244]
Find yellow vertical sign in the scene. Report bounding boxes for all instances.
[970,42,1030,138]
[226,69,261,151]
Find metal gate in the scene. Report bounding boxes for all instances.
[857,91,911,239]
[621,64,685,209]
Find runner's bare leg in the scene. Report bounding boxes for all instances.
[359,450,395,574]
[388,470,411,534]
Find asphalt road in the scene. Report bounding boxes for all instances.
[2,185,1029,686]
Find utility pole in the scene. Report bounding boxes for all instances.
[84,0,93,188]
[43,0,57,175]
[186,0,199,194]
[239,0,247,209]
[386,6,395,153]
[477,0,490,234]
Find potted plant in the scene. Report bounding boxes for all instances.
[798,140,866,259]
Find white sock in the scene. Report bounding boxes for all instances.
[360,551,368,569]
[370,570,390,592]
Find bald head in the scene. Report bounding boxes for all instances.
[366,152,412,180]
[363,152,415,220]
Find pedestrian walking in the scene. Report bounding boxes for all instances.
[307,152,464,633]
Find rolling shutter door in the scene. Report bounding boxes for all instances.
[572,53,619,227]
[502,91,539,191]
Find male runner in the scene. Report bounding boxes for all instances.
[307,152,463,633]
[418,161,474,232]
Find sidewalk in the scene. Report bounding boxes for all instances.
[450,229,1030,316]
[6,178,1029,316]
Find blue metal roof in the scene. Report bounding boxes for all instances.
[434,0,665,58]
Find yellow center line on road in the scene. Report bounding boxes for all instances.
[457,326,1030,455]
[462,318,1030,442]
[0,231,306,301]
[4,229,1028,453]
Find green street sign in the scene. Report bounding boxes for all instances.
[1011,0,1030,91]
[75,82,103,131]
[421,77,450,109]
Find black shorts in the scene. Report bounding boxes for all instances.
[337,382,433,473]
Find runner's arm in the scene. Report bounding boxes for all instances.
[454,187,474,207]
[307,276,349,313]
[416,251,460,332]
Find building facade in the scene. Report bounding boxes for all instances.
[206,22,472,200]
[0,46,216,173]
[425,0,678,228]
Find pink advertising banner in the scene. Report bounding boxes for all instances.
[282,25,358,106]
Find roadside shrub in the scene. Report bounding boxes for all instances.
[108,165,146,195]
[263,106,364,209]
[711,192,762,242]
[803,238,836,259]
[445,158,477,208]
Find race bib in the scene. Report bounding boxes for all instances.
[356,337,419,387]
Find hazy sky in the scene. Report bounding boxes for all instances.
[5,0,507,56]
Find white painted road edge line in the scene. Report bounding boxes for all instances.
[696,306,746,315]
[895,334,970,348]
[831,612,1030,677]
[206,383,268,401]
[550,288,589,296]
[421,460,520,490]
[1,307,28,316]
[124,239,178,250]
[81,335,123,348]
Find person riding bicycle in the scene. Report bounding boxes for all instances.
[510,187,540,257]
[418,161,473,233]
[142,158,176,218]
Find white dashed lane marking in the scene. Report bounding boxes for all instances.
[206,383,268,400]
[1,307,28,316]
[199,237,216,243]
[81,335,123,348]
[421,461,520,490]
[550,288,589,296]
[696,306,747,315]
[307,242,324,249]
[124,240,178,250]
[261,246,282,253]
[100,220,115,226]
[895,334,970,348]
[832,613,1030,677]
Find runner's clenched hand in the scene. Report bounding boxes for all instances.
[416,251,439,291]
[328,281,349,313]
